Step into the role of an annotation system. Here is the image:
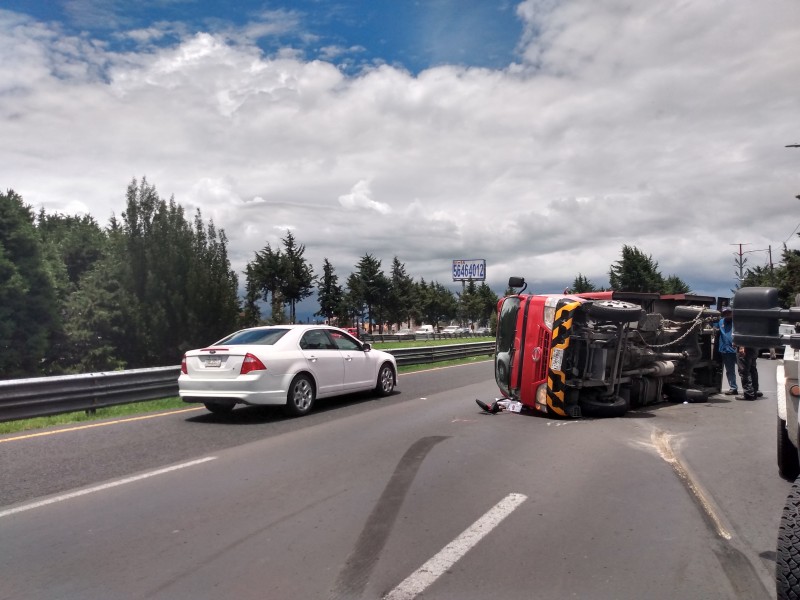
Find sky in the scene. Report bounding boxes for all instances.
[2,0,799,315]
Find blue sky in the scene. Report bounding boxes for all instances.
[1,0,799,308]
[7,1,523,74]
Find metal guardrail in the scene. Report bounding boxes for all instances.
[0,367,181,423]
[388,341,495,366]
[0,342,495,422]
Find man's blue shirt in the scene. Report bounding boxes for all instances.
[715,318,736,353]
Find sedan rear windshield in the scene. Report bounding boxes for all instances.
[217,329,289,345]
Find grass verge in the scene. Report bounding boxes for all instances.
[0,356,493,435]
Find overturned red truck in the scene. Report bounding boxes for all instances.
[491,277,724,418]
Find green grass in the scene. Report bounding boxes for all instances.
[368,335,493,350]
[0,397,190,436]
[0,355,494,435]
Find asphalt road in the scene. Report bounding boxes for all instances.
[0,359,791,600]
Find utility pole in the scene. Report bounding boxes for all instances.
[731,243,750,286]
[768,245,775,285]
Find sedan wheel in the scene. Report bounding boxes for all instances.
[285,374,315,417]
[204,402,234,415]
[375,363,395,396]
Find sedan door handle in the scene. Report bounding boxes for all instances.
[308,355,317,362]
[344,356,353,361]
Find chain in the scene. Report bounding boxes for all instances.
[633,315,712,349]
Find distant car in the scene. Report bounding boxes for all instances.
[761,324,797,357]
[456,327,471,335]
[179,325,397,417]
[441,325,460,335]
[474,326,491,336]
[396,328,414,336]
[345,327,359,338]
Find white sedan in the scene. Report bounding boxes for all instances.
[179,325,397,416]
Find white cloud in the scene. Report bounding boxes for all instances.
[338,180,391,214]
[0,2,799,303]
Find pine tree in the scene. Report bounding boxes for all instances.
[0,190,60,377]
[608,245,665,292]
[315,258,343,323]
[571,273,597,293]
[281,231,314,323]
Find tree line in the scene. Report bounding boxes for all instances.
[4,179,798,379]
[0,181,498,378]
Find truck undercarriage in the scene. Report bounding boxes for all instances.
[492,278,723,418]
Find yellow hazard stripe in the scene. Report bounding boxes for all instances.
[547,301,581,416]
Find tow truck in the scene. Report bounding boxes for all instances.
[730,287,800,599]
[487,277,724,418]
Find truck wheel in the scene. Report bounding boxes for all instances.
[588,300,644,323]
[777,477,800,599]
[579,395,629,418]
[778,417,800,481]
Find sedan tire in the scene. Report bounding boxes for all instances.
[284,374,315,417]
[204,402,235,415]
[375,363,395,396]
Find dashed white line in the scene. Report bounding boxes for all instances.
[383,492,528,600]
[0,456,217,519]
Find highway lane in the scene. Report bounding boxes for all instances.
[0,359,792,599]
[0,361,495,507]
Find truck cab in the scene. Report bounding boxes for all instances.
[495,277,723,418]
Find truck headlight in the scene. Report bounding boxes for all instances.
[536,384,548,411]
[544,297,559,329]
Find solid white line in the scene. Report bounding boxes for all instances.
[383,492,527,600]
[0,456,217,519]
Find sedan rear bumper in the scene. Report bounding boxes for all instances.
[178,373,291,405]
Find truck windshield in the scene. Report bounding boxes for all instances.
[495,297,520,396]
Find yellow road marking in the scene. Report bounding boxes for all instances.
[0,407,204,444]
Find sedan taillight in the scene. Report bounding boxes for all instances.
[181,355,187,374]
[240,353,267,375]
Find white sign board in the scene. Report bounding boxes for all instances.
[452,259,486,281]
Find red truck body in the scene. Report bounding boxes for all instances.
[494,279,724,418]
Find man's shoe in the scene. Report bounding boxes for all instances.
[756,391,764,398]
[724,389,738,396]
[736,395,756,401]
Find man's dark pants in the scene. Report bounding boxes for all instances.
[737,347,759,399]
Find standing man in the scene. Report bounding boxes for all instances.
[737,340,762,400]
[715,306,738,395]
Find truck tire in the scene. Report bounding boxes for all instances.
[779,417,800,481]
[579,395,629,418]
[777,477,800,599]
[588,300,644,323]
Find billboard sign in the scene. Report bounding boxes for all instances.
[452,259,486,282]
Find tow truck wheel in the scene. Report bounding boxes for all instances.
[588,300,644,323]
[778,417,800,481]
[777,477,800,599]
[579,395,629,418]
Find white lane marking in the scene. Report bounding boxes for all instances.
[383,492,527,600]
[0,456,217,519]
[0,407,205,444]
